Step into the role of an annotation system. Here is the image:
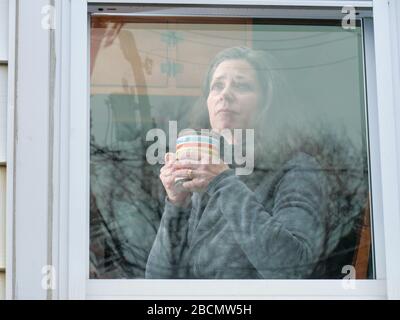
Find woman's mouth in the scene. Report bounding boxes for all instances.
[216,109,239,115]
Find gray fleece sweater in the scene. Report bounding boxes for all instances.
[145,152,329,279]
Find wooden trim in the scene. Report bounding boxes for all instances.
[353,200,372,279]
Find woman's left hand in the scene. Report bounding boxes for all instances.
[173,156,229,192]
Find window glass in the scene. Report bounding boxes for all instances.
[90,16,373,279]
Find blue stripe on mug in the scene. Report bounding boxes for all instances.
[176,135,219,145]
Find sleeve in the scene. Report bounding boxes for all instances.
[206,153,329,278]
[145,197,192,278]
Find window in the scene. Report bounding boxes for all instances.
[60,0,397,299]
[89,11,374,280]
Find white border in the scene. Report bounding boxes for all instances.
[54,0,72,300]
[88,0,373,7]
[363,18,386,280]
[86,280,386,300]
[372,0,400,299]
[67,0,90,300]
[88,2,373,18]
[60,0,390,299]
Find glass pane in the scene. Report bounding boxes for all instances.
[90,16,373,279]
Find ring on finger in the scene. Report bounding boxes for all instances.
[187,169,194,180]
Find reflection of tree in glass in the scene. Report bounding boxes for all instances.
[257,122,371,278]
[89,94,197,278]
[90,20,165,278]
[90,134,163,278]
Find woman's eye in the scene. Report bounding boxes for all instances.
[235,82,252,91]
[211,82,224,91]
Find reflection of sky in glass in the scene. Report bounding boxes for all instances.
[91,23,365,149]
[252,25,364,149]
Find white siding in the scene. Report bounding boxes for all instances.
[13,0,51,299]
[0,0,8,300]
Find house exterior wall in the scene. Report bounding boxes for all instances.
[0,0,9,301]
[1,0,400,300]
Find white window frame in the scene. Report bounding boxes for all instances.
[8,0,400,300]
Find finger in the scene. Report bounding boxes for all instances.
[165,177,177,189]
[160,167,175,178]
[173,160,201,170]
[162,164,195,180]
[164,152,177,163]
[160,159,178,173]
[172,169,197,180]
[182,178,208,190]
[160,161,177,174]
[160,163,173,173]
[160,173,176,188]
[161,167,194,182]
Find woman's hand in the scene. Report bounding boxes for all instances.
[173,154,230,192]
[159,153,191,208]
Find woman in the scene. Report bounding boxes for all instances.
[145,46,333,279]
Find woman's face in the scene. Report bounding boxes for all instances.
[207,59,262,131]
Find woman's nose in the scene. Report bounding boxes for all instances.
[220,84,234,101]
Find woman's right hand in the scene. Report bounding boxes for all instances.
[160,152,191,208]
